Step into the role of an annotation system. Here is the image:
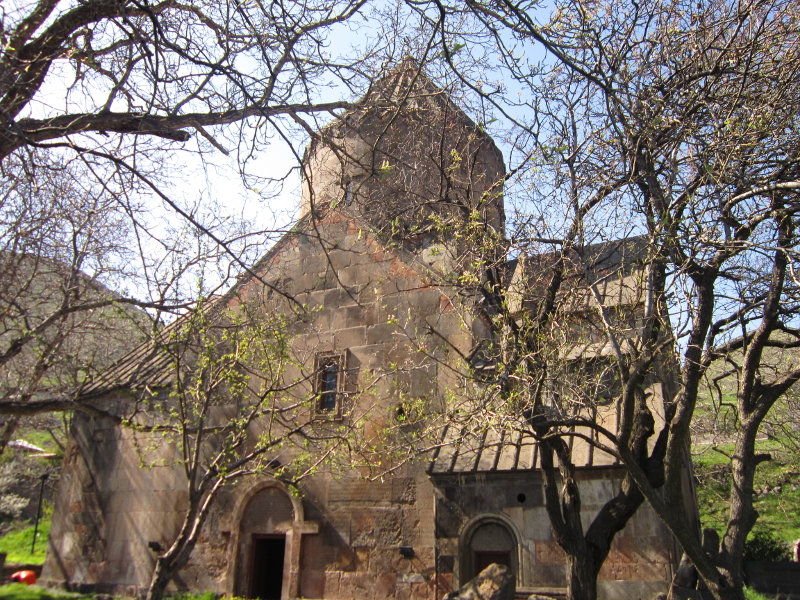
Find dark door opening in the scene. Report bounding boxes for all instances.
[250,535,286,600]
[474,550,511,575]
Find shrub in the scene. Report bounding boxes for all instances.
[743,529,791,562]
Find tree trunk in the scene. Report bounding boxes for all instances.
[0,416,19,455]
[145,556,174,600]
[719,413,766,591]
[566,553,598,600]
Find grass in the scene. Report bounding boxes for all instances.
[744,588,775,600]
[0,586,232,600]
[0,517,51,565]
[0,584,92,600]
[694,437,800,544]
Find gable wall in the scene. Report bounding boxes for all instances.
[42,211,471,599]
[42,214,684,600]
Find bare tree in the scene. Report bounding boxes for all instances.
[382,1,800,598]
[0,153,155,451]
[0,0,424,433]
[0,0,371,161]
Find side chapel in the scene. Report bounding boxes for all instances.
[42,62,687,600]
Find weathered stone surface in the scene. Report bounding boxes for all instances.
[43,62,682,600]
[672,553,697,589]
[445,564,515,600]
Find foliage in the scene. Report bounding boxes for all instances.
[170,593,223,600]
[0,462,27,522]
[743,589,774,600]
[743,530,791,563]
[411,1,800,598]
[695,441,800,544]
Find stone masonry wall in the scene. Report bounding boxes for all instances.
[433,469,678,600]
[43,209,467,600]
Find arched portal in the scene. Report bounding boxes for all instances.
[225,480,318,600]
[236,486,295,600]
[460,518,519,586]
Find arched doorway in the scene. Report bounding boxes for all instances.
[462,519,518,584]
[237,486,295,599]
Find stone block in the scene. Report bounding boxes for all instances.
[328,249,352,270]
[354,546,371,571]
[528,562,567,587]
[322,570,341,597]
[337,265,375,287]
[333,545,357,571]
[410,580,433,600]
[303,536,337,569]
[334,325,367,348]
[338,571,372,600]
[598,560,668,582]
[438,554,456,574]
[410,289,443,316]
[301,255,327,274]
[329,480,393,504]
[105,468,135,493]
[366,322,402,345]
[392,477,417,504]
[576,478,615,506]
[300,569,326,598]
[535,539,567,565]
[351,303,380,327]
[596,580,670,600]
[374,572,398,598]
[436,572,456,596]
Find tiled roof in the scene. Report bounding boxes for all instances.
[79,297,222,397]
[426,421,618,475]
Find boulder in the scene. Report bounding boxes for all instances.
[444,564,515,600]
[673,552,698,589]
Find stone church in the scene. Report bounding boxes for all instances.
[42,63,686,600]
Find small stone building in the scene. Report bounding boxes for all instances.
[42,63,685,600]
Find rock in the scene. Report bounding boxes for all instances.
[444,563,515,600]
[673,552,698,589]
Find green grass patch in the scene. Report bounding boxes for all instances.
[0,517,51,565]
[694,437,800,544]
[744,587,775,600]
[0,584,92,600]
[0,586,237,600]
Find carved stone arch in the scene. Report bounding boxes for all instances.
[224,479,317,599]
[458,513,524,588]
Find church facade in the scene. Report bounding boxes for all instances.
[42,64,685,600]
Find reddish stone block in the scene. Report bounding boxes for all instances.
[598,561,668,582]
[535,539,567,565]
[374,572,398,598]
[435,572,455,596]
[409,580,433,600]
[396,582,413,600]
[439,293,455,313]
[300,569,326,598]
[339,571,372,600]
[322,570,341,597]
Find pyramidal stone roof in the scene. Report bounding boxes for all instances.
[300,59,506,238]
